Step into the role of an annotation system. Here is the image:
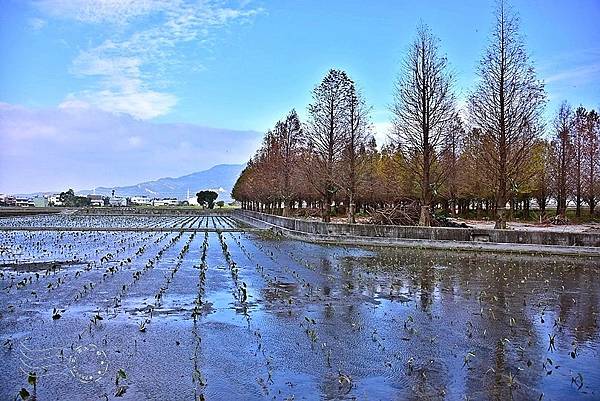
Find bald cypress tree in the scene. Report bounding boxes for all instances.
[550,102,574,218]
[343,83,372,223]
[392,24,457,226]
[468,0,546,228]
[583,110,600,215]
[274,109,304,216]
[305,69,354,222]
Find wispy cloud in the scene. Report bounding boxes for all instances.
[373,121,392,148]
[36,0,262,119]
[28,17,47,30]
[0,102,262,193]
[539,47,600,85]
[36,0,175,25]
[536,47,600,113]
[544,63,600,85]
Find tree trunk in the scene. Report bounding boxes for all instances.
[322,195,332,222]
[283,199,290,217]
[496,149,508,229]
[559,189,567,218]
[495,178,508,229]
[419,205,431,226]
[347,192,356,224]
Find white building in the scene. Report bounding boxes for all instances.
[130,196,152,206]
[87,195,105,207]
[186,196,199,206]
[0,194,16,206]
[48,194,63,206]
[152,198,178,207]
[15,197,34,207]
[109,197,127,207]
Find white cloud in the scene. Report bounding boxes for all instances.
[71,49,142,79]
[58,98,91,109]
[0,102,262,193]
[538,47,600,87]
[61,87,176,120]
[373,121,392,148]
[36,0,172,25]
[544,63,600,85]
[28,17,47,30]
[38,0,262,119]
[127,136,143,147]
[83,88,177,119]
[0,103,58,140]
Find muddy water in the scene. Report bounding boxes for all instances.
[0,215,598,400]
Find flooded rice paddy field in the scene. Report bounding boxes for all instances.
[0,214,599,400]
[0,214,214,229]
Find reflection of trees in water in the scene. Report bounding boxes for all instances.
[575,290,599,343]
[459,255,600,400]
[462,260,541,400]
[331,250,450,399]
[313,246,598,399]
[490,339,507,401]
[419,262,435,312]
[371,253,551,399]
[319,256,332,274]
[317,302,368,399]
[313,252,385,400]
[339,255,381,298]
[557,266,600,345]
[349,250,457,398]
[405,361,449,401]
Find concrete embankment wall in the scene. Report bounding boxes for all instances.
[236,210,600,252]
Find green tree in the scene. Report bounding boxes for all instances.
[59,189,91,207]
[58,189,76,206]
[196,190,218,209]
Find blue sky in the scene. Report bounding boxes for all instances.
[1,0,599,193]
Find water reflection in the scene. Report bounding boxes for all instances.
[343,249,599,400]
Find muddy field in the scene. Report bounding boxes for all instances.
[0,214,599,400]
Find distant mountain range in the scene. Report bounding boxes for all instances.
[77,164,245,201]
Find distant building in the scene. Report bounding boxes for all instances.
[186,196,199,206]
[32,196,49,207]
[87,194,105,207]
[130,196,152,206]
[0,194,16,207]
[152,198,178,207]
[108,196,127,207]
[15,197,34,207]
[48,194,63,206]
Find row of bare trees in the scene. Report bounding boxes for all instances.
[548,103,600,219]
[232,1,600,228]
[232,70,373,223]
